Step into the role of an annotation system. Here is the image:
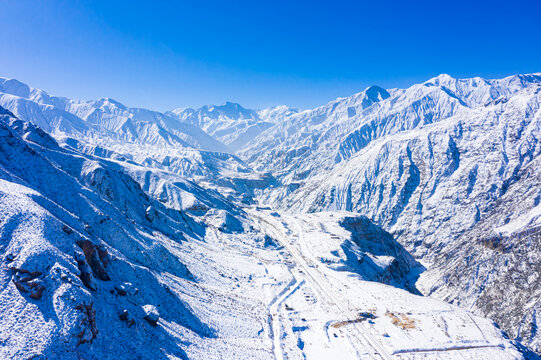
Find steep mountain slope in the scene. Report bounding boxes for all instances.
[0,107,260,359]
[418,161,541,354]
[239,73,541,354]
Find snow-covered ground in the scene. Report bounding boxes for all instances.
[250,210,521,359]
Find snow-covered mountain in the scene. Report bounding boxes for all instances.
[167,102,298,151]
[238,73,541,354]
[0,78,228,152]
[0,77,272,206]
[0,73,539,359]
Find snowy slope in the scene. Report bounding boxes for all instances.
[0,107,284,359]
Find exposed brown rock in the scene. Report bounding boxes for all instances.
[96,245,109,267]
[11,268,45,299]
[114,285,127,296]
[28,280,45,300]
[142,305,159,327]
[77,240,110,281]
[13,280,28,292]
[62,225,74,234]
[119,310,129,321]
[76,257,96,291]
[75,302,98,345]
[119,309,136,327]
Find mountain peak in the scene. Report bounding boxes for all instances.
[0,77,32,99]
[425,73,455,86]
[201,102,254,118]
[364,85,390,102]
[93,97,127,110]
[223,101,241,107]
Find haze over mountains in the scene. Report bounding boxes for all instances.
[0,73,539,359]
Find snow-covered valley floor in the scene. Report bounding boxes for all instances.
[243,209,521,359]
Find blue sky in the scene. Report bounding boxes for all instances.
[1,0,540,111]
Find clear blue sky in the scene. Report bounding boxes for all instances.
[1,0,540,111]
